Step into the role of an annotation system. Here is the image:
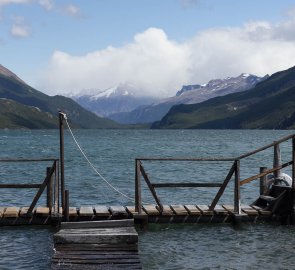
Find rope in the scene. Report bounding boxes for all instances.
[64,117,134,202]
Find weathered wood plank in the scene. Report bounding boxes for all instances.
[142,205,160,215]
[60,220,134,230]
[68,207,78,217]
[126,206,137,215]
[54,227,138,245]
[184,205,201,215]
[157,205,174,216]
[170,205,188,215]
[222,204,235,213]
[94,205,110,217]
[0,207,6,218]
[19,207,35,217]
[79,206,94,216]
[251,205,272,215]
[109,206,128,217]
[36,206,50,216]
[197,205,213,215]
[241,204,259,216]
[212,205,228,215]
[3,207,19,218]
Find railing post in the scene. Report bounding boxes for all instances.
[234,159,241,214]
[273,142,281,178]
[53,160,59,216]
[260,167,268,195]
[291,137,295,224]
[46,166,53,210]
[135,159,142,214]
[59,112,65,212]
[64,190,69,222]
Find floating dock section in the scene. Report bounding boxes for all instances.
[52,219,142,269]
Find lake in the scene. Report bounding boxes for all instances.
[0,129,294,269]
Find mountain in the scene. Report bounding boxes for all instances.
[152,66,295,129]
[71,83,158,117]
[0,65,120,129]
[109,73,267,124]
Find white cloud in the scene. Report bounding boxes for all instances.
[0,0,30,6]
[38,0,53,11]
[38,18,295,98]
[10,16,30,37]
[61,4,80,17]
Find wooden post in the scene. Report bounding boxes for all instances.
[46,166,53,210]
[291,137,295,224]
[135,159,142,214]
[260,167,268,195]
[64,190,69,222]
[53,160,59,216]
[234,160,241,214]
[59,112,65,212]
[273,142,281,178]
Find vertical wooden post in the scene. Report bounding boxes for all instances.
[64,190,69,222]
[135,159,142,214]
[292,136,295,192]
[54,160,59,216]
[273,142,281,178]
[46,166,53,210]
[59,112,65,212]
[291,137,295,224]
[234,159,241,214]
[260,167,268,195]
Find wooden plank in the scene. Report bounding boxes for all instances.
[212,205,228,215]
[60,220,134,230]
[3,207,19,218]
[251,205,272,215]
[68,207,78,217]
[19,207,35,217]
[126,206,137,215]
[0,207,6,218]
[79,206,94,216]
[170,205,188,215]
[197,205,213,215]
[36,206,50,216]
[157,205,174,216]
[241,204,259,216]
[54,227,138,245]
[184,205,201,215]
[109,206,128,217]
[94,205,110,217]
[222,204,235,213]
[143,205,160,215]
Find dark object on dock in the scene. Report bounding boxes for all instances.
[253,182,292,217]
[52,219,142,269]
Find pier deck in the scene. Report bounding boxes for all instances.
[0,204,278,226]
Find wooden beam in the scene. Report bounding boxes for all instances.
[152,183,222,188]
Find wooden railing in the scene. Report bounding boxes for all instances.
[0,158,61,216]
[135,133,295,215]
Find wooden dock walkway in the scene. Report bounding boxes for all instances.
[0,203,278,226]
[52,219,142,269]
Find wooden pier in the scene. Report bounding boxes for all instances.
[0,203,279,226]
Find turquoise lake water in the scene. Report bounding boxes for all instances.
[0,129,294,269]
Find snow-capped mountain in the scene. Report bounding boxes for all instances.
[71,83,158,117]
[109,73,268,124]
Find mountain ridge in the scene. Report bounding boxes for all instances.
[152,66,295,129]
[0,65,120,129]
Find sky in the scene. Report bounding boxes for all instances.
[1,0,295,98]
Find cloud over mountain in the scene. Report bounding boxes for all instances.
[38,13,295,98]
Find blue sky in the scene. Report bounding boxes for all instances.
[1,0,295,97]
